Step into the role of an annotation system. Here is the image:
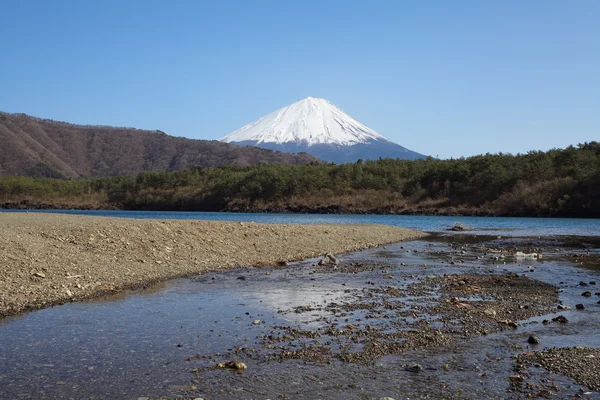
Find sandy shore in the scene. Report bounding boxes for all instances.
[0,212,426,317]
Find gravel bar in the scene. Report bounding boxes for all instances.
[0,212,426,317]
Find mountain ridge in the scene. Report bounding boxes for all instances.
[0,111,319,179]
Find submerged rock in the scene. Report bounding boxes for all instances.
[552,315,569,324]
[528,335,540,344]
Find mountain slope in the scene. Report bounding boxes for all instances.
[0,112,319,178]
[220,97,427,163]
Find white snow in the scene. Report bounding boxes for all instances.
[220,97,392,146]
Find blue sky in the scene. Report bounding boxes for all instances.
[1,0,598,159]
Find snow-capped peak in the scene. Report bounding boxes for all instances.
[220,97,392,146]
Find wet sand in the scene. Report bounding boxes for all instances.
[0,212,426,317]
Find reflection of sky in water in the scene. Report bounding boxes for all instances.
[1,237,600,399]
[3,209,600,236]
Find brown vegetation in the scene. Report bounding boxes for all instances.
[0,112,319,178]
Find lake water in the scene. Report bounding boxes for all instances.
[2,209,600,237]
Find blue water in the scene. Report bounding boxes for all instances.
[2,209,599,236]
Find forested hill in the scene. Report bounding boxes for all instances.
[0,112,318,179]
[1,142,599,218]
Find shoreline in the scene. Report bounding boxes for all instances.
[3,202,600,218]
[0,213,426,318]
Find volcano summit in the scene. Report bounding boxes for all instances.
[220,97,427,163]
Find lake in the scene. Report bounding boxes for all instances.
[2,209,600,237]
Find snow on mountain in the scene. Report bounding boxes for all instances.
[220,97,427,163]
[220,97,389,146]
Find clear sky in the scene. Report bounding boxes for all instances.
[1,0,598,159]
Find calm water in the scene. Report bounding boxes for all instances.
[1,236,599,399]
[2,209,600,237]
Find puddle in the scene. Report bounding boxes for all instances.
[0,236,599,399]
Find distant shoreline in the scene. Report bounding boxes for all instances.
[2,201,599,218]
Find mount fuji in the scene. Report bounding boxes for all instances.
[219,97,427,164]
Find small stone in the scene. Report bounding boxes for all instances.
[552,315,569,323]
[404,364,423,373]
[579,282,588,287]
[557,305,571,310]
[582,291,592,297]
[576,304,585,310]
[237,276,246,280]
[484,308,497,317]
[590,281,597,285]
[528,335,540,344]
[137,398,150,400]
[499,319,518,328]
[252,320,261,325]
[216,361,247,370]
[32,272,46,278]
[318,253,339,266]
[380,397,396,400]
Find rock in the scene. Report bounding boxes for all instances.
[318,253,338,266]
[217,361,247,370]
[582,291,592,297]
[252,320,261,325]
[236,276,246,280]
[576,304,585,310]
[552,315,569,323]
[380,397,396,400]
[528,335,540,344]
[557,305,571,310]
[508,375,524,382]
[484,308,497,317]
[515,252,539,260]
[590,281,597,285]
[137,398,150,400]
[32,272,46,278]
[404,364,423,373]
[579,281,588,287]
[499,319,518,328]
[596,292,600,296]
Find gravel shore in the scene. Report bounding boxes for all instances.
[0,212,426,317]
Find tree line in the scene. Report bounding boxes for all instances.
[1,142,599,217]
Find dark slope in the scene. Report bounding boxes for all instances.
[230,138,427,163]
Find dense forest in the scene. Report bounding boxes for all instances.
[1,142,599,217]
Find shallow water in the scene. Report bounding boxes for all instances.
[1,235,600,399]
[3,209,600,237]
